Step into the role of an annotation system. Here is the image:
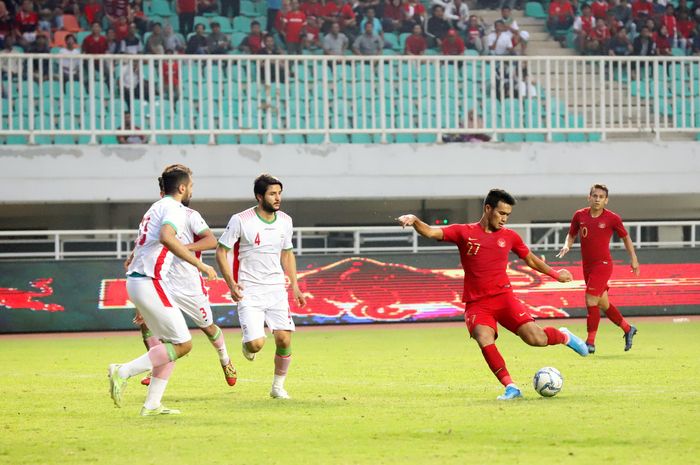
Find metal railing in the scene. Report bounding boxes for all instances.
[0,221,697,260]
[1,54,699,143]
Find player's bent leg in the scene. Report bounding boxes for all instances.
[516,322,549,347]
[201,324,237,386]
[270,330,292,399]
[558,327,589,356]
[471,325,520,399]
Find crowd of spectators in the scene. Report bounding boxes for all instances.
[548,0,700,55]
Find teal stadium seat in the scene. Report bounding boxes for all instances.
[241,1,258,17]
[233,16,252,33]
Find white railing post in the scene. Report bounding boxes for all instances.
[207,56,216,145]
[353,230,361,255]
[322,57,330,144]
[27,57,35,144]
[599,58,606,141]
[545,58,552,141]
[652,59,660,141]
[412,230,418,253]
[378,57,387,144]
[54,234,60,260]
[296,230,303,256]
[435,58,443,143]
[88,57,97,144]
[117,232,122,259]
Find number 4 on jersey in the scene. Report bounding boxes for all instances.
[254,232,261,246]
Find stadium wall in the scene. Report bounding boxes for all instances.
[2,141,700,203]
[1,249,698,333]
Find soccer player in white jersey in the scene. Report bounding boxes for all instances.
[133,173,238,388]
[216,174,306,399]
[108,164,218,416]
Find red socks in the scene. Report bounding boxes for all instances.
[543,327,567,345]
[605,304,631,333]
[586,305,601,345]
[481,344,513,387]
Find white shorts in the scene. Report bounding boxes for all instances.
[162,283,213,329]
[238,289,295,343]
[126,277,191,344]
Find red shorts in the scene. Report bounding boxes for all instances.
[464,292,534,338]
[583,261,613,297]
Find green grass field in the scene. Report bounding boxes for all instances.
[1,320,699,465]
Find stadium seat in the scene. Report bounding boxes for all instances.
[53,31,72,47]
[232,31,247,48]
[283,134,305,144]
[502,133,524,142]
[416,133,437,143]
[384,34,400,51]
[240,134,262,144]
[194,16,211,31]
[525,2,548,18]
[525,133,546,142]
[241,1,258,16]
[233,16,252,33]
[210,16,233,33]
[151,0,173,16]
[77,31,91,44]
[61,15,82,32]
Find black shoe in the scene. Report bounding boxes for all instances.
[586,343,596,354]
[624,325,637,351]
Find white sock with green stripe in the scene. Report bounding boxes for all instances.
[207,326,230,366]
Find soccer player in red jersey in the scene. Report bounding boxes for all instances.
[398,189,589,401]
[558,184,640,354]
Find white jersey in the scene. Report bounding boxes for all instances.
[127,196,187,281]
[218,207,294,293]
[166,208,210,296]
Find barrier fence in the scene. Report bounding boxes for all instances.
[2,54,700,144]
[0,221,698,260]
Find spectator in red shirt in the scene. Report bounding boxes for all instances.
[301,0,324,18]
[465,15,485,54]
[401,0,425,32]
[162,49,180,99]
[441,28,465,55]
[302,15,321,51]
[382,0,403,33]
[84,0,103,25]
[239,20,265,53]
[404,23,426,54]
[677,11,694,50]
[573,4,595,52]
[586,20,610,54]
[282,0,307,54]
[15,0,39,49]
[82,21,108,54]
[654,23,672,55]
[631,0,654,29]
[114,16,130,41]
[591,0,609,20]
[177,0,197,37]
[547,0,575,42]
[104,0,130,27]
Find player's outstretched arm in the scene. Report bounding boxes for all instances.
[281,249,306,308]
[187,229,218,252]
[621,235,640,276]
[523,252,573,283]
[160,224,218,280]
[215,244,243,301]
[556,233,576,258]
[396,214,444,241]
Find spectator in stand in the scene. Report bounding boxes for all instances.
[654,23,673,55]
[360,7,383,35]
[465,15,486,54]
[692,23,700,54]
[353,20,383,54]
[358,0,382,18]
[198,0,220,14]
[402,0,426,31]
[651,0,665,18]
[82,21,109,54]
[486,19,514,55]
[516,68,537,98]
[632,23,657,76]
[591,0,609,20]
[677,11,694,51]
[240,20,265,53]
[114,16,130,41]
[120,22,143,54]
[104,0,130,28]
[29,34,51,80]
[59,34,81,83]
[0,1,12,48]
[427,5,451,47]
[131,3,150,37]
[186,23,209,53]
[319,0,341,33]
[177,0,197,37]
[547,0,575,42]
[15,0,39,50]
[586,19,610,54]
[106,28,120,53]
[631,0,654,31]
[677,0,692,19]
[282,0,307,54]
[301,0,324,18]
[120,60,147,108]
[322,21,349,54]
[0,36,18,81]
[267,0,283,34]
[146,22,166,54]
[84,0,103,26]
[258,34,285,82]
[603,10,623,36]
[661,5,678,47]
[500,6,528,54]
[220,0,239,19]
[118,112,147,144]
[573,4,595,52]
[273,1,290,35]
[446,0,470,32]
[208,21,232,53]
[405,23,427,54]
[164,24,186,53]
[162,49,180,99]
[302,15,321,50]
[383,0,404,33]
[612,0,635,35]
[608,26,633,55]
[441,28,465,54]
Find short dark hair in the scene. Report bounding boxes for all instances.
[484,189,516,209]
[254,174,283,199]
[251,20,260,27]
[211,21,220,28]
[589,183,609,197]
[161,164,192,195]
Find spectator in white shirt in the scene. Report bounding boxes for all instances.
[59,34,81,82]
[445,0,469,31]
[486,20,514,55]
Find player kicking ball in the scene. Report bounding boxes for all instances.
[557,183,640,354]
[398,189,589,401]
[216,174,306,399]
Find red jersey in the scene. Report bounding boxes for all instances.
[15,11,39,33]
[283,11,307,43]
[322,2,340,18]
[300,1,324,18]
[442,223,530,303]
[163,60,180,87]
[678,19,694,38]
[244,32,264,53]
[631,0,653,20]
[591,25,610,40]
[85,4,102,24]
[549,1,574,20]
[662,14,677,36]
[405,34,426,54]
[568,208,628,266]
[441,36,465,55]
[591,0,608,19]
[82,34,108,54]
[177,0,197,14]
[339,3,356,27]
[654,33,671,53]
[114,22,129,41]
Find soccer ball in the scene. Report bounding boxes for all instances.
[533,367,563,397]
